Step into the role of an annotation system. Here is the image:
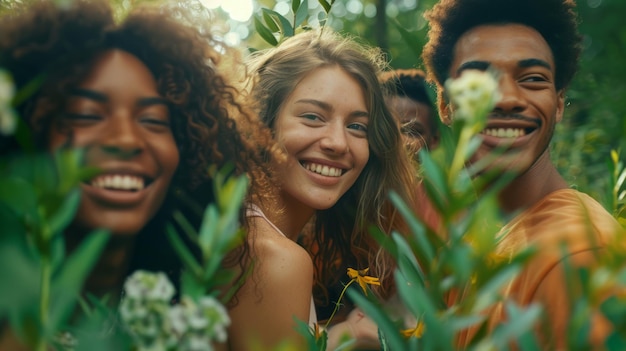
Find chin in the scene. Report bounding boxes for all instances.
[74,209,154,237]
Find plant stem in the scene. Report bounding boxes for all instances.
[36,255,51,351]
[449,127,473,184]
[324,279,354,329]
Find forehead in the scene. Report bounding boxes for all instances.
[451,23,554,74]
[80,49,158,91]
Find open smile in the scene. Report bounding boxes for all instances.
[82,173,155,207]
[479,117,540,148]
[481,127,535,138]
[300,161,347,177]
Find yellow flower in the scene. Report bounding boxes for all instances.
[401,321,425,338]
[347,267,380,295]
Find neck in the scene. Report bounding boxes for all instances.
[66,230,136,301]
[261,190,316,240]
[497,152,568,216]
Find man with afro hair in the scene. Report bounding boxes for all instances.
[422,0,623,348]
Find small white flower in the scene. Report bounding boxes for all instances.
[123,270,175,301]
[168,304,189,337]
[198,296,230,342]
[445,70,501,126]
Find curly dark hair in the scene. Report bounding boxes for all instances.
[0,0,274,291]
[422,0,582,109]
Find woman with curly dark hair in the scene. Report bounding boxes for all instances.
[0,0,271,333]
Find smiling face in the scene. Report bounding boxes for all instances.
[449,24,564,175]
[273,65,370,215]
[47,49,180,236]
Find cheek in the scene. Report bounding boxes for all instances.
[48,131,67,151]
[47,123,72,150]
[158,137,180,179]
[276,128,304,156]
[353,139,370,171]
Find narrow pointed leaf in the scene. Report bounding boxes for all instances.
[254,16,278,46]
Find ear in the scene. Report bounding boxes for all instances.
[555,90,565,123]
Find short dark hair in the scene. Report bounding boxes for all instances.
[422,0,582,93]
[379,68,433,107]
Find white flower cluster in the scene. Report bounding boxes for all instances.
[0,69,17,136]
[168,296,230,351]
[119,270,230,351]
[445,70,502,125]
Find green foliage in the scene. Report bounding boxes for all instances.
[167,164,249,303]
[354,90,543,350]
[0,149,109,351]
[253,0,334,47]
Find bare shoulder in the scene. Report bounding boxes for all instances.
[226,217,314,350]
[248,217,314,286]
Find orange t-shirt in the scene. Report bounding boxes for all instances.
[454,189,623,349]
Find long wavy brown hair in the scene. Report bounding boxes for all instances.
[247,30,421,309]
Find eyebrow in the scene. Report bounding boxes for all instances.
[518,58,552,70]
[456,61,490,76]
[69,88,169,107]
[70,88,107,102]
[295,98,369,118]
[456,58,552,76]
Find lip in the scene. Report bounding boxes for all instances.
[480,118,540,149]
[80,182,152,208]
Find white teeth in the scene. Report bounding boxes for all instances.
[482,128,526,138]
[90,174,145,191]
[304,162,343,177]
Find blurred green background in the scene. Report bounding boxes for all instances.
[227,0,626,207]
[2,0,624,207]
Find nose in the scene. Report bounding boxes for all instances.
[494,75,527,114]
[100,111,144,159]
[320,122,349,154]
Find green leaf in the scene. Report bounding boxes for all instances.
[254,16,278,46]
[348,289,406,351]
[472,263,521,313]
[294,317,320,351]
[198,205,219,256]
[180,270,205,301]
[389,191,435,263]
[393,269,426,320]
[0,204,40,314]
[318,0,331,14]
[166,223,202,277]
[291,0,300,14]
[0,176,37,217]
[50,229,109,334]
[490,302,542,349]
[393,233,426,291]
[418,151,450,214]
[294,0,309,28]
[221,175,248,224]
[47,187,81,238]
[262,8,280,32]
